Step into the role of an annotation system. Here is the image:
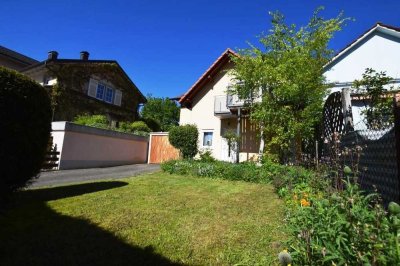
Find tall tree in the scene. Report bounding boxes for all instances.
[230,7,347,162]
[141,95,180,131]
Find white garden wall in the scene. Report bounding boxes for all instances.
[51,122,148,170]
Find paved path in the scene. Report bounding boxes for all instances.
[30,164,160,188]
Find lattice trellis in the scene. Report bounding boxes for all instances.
[323,91,345,139]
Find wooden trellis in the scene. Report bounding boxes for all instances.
[322,91,345,139]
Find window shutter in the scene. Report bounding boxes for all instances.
[88,78,98,98]
[114,89,122,106]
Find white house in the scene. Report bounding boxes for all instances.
[323,22,400,130]
[178,49,260,162]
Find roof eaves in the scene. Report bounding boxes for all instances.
[0,45,39,65]
[178,48,238,104]
[324,22,400,70]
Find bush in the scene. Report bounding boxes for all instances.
[128,121,151,133]
[0,67,52,198]
[73,114,109,129]
[161,159,275,184]
[169,124,198,159]
[141,117,161,132]
[198,149,216,163]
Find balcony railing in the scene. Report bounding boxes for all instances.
[214,95,230,114]
[214,94,261,114]
[227,94,245,107]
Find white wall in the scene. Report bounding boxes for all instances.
[51,122,148,169]
[180,63,234,160]
[324,31,400,94]
[324,29,400,126]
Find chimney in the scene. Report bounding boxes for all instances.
[48,51,58,60]
[80,51,89,60]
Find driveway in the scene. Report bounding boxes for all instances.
[30,164,160,188]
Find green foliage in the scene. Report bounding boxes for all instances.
[141,117,161,132]
[271,160,400,265]
[126,121,151,133]
[198,149,216,162]
[222,130,239,157]
[230,7,348,162]
[286,181,399,265]
[141,95,180,131]
[168,124,199,159]
[353,68,395,129]
[0,67,52,199]
[161,158,314,185]
[73,114,109,129]
[73,114,151,136]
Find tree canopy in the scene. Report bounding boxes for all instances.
[230,7,348,162]
[140,95,180,131]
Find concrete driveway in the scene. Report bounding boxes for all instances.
[30,164,160,188]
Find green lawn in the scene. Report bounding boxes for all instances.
[0,172,286,265]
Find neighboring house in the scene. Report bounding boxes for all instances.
[178,49,260,162]
[323,22,400,130]
[0,45,38,71]
[21,51,146,123]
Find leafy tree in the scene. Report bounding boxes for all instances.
[0,67,52,200]
[353,68,395,129]
[141,95,180,131]
[169,124,198,159]
[230,7,347,162]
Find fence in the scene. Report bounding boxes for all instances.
[340,126,398,204]
[319,90,400,204]
[147,132,180,164]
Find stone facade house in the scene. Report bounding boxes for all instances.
[21,51,146,123]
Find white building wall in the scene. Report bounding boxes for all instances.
[180,63,234,160]
[324,32,400,94]
[324,30,400,128]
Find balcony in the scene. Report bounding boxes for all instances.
[214,95,231,114]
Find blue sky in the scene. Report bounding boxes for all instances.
[2,0,400,98]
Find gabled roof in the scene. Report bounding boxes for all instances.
[21,57,146,103]
[324,22,400,70]
[0,45,38,66]
[178,48,238,104]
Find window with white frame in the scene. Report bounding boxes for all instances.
[96,84,105,100]
[105,87,114,103]
[202,132,213,146]
[88,78,122,106]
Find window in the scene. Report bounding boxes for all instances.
[96,84,105,100]
[88,78,122,106]
[105,87,114,103]
[203,132,213,146]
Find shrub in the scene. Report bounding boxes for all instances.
[161,159,274,184]
[169,124,198,159]
[129,121,151,133]
[74,114,109,129]
[141,117,161,132]
[198,149,216,163]
[0,67,52,198]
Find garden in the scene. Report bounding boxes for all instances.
[161,157,400,265]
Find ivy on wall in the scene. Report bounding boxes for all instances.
[45,62,141,122]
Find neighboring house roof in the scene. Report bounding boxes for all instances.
[178,48,238,104]
[0,45,38,67]
[324,22,400,70]
[21,56,146,103]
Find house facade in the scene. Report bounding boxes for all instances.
[178,49,260,162]
[0,45,38,71]
[22,51,146,123]
[323,23,400,130]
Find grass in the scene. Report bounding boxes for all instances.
[0,172,286,265]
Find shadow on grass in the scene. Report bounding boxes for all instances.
[0,181,181,266]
